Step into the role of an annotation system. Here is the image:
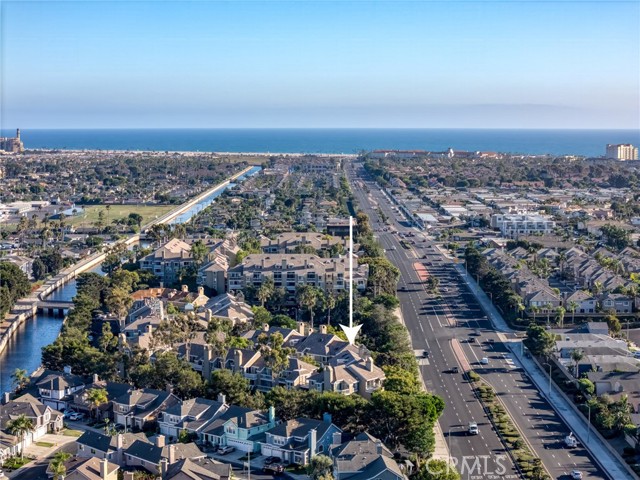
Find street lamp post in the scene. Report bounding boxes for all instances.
[587,404,592,443]
[543,363,552,395]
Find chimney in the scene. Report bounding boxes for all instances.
[124,472,135,480]
[145,324,153,334]
[205,309,213,321]
[2,392,10,405]
[156,434,166,448]
[160,458,169,478]
[332,432,342,447]
[366,356,374,372]
[100,458,108,480]
[181,285,189,292]
[198,286,204,296]
[234,350,243,372]
[63,365,72,374]
[282,259,287,270]
[320,324,328,335]
[93,373,99,384]
[263,323,269,331]
[308,428,317,457]
[323,412,332,424]
[268,405,275,423]
[323,365,334,388]
[376,440,383,455]
[168,444,176,464]
[116,433,124,451]
[217,393,226,404]
[166,383,173,394]
[297,321,307,336]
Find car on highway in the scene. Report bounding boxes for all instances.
[571,470,583,480]
[218,446,235,455]
[451,366,459,373]
[422,350,430,358]
[480,357,489,365]
[468,422,479,435]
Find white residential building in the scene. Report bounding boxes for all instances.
[490,214,556,238]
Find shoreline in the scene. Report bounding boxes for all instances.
[18,148,358,157]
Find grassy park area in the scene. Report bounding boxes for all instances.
[66,204,175,228]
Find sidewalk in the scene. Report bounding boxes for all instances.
[454,264,633,479]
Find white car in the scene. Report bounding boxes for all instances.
[481,357,489,365]
[468,422,479,435]
[571,470,583,480]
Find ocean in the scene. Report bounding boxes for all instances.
[2,128,639,157]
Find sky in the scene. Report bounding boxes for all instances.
[1,0,639,129]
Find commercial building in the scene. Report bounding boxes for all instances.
[606,144,638,161]
[0,129,24,153]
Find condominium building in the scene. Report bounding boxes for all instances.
[227,254,368,294]
[140,239,193,284]
[490,214,556,238]
[606,144,638,161]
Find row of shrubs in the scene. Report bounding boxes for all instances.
[473,379,550,480]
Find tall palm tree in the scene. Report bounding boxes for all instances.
[11,368,29,392]
[556,306,566,329]
[7,414,35,459]
[568,301,579,325]
[296,285,319,330]
[570,349,584,378]
[324,293,336,326]
[86,388,109,420]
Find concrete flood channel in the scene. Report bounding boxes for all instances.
[0,166,261,394]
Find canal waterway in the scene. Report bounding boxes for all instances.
[0,166,261,394]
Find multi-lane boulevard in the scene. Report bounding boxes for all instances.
[347,162,608,480]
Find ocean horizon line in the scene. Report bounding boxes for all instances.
[4,127,639,131]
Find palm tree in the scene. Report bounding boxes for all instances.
[568,301,578,325]
[296,285,319,330]
[323,293,336,326]
[530,305,540,323]
[49,460,66,480]
[11,368,29,392]
[570,349,584,378]
[7,414,35,459]
[86,388,109,420]
[556,306,566,329]
[545,303,553,326]
[48,451,71,480]
[257,277,275,308]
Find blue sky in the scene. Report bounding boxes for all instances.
[2,1,639,129]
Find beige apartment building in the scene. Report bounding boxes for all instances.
[227,253,368,294]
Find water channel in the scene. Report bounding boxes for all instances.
[0,166,261,394]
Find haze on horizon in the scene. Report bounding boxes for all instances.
[1,0,639,130]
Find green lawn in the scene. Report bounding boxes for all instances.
[62,429,83,437]
[35,441,55,447]
[67,205,175,228]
